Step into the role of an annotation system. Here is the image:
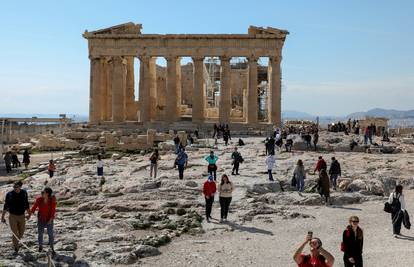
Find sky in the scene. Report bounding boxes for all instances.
[0,0,413,116]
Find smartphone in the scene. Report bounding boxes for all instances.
[308,231,313,239]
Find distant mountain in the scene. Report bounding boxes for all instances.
[347,108,414,119]
[282,110,315,119]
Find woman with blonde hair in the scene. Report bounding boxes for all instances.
[293,159,306,192]
[341,215,363,267]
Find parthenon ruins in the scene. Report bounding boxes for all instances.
[84,23,288,126]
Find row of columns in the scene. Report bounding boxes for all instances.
[89,55,282,125]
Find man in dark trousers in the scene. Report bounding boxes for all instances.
[328,157,341,190]
[231,147,243,175]
[1,181,30,255]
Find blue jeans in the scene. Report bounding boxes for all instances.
[177,164,185,179]
[330,174,338,189]
[268,169,274,181]
[38,220,54,249]
[296,177,304,192]
[175,144,180,154]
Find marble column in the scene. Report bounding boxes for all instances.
[139,56,151,122]
[104,58,113,121]
[176,57,182,117]
[268,56,282,125]
[166,56,179,122]
[219,56,231,124]
[192,56,205,122]
[149,57,157,120]
[111,56,127,122]
[247,56,258,124]
[89,57,101,123]
[125,56,136,121]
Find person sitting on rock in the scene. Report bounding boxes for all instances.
[293,233,335,267]
[285,135,294,152]
[266,152,276,181]
[314,156,327,174]
[350,139,358,151]
[203,175,216,223]
[29,187,56,255]
[205,151,219,181]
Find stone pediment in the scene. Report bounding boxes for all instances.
[248,26,289,38]
[84,22,142,36]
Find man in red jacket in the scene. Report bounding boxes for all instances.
[29,187,56,254]
[203,175,216,222]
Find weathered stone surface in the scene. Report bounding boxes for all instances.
[134,245,161,258]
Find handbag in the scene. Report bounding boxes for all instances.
[384,202,392,213]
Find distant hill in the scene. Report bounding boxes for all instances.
[347,108,414,119]
[282,110,315,119]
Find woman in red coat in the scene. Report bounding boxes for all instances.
[30,187,56,254]
[203,175,216,222]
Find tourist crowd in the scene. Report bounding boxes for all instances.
[1,123,410,267]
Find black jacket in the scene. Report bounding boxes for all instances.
[3,189,29,216]
[342,226,363,257]
[329,160,341,176]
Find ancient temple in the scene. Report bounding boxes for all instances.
[83,22,288,126]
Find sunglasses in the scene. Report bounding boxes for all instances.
[352,221,359,223]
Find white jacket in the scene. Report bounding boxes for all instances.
[388,192,406,210]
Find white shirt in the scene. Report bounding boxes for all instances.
[388,192,406,210]
[266,155,275,170]
[97,160,104,168]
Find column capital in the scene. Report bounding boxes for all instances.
[269,55,282,63]
[220,56,231,62]
[248,56,259,62]
[192,56,204,62]
[165,55,179,62]
[138,55,151,62]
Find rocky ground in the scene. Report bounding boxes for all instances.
[1,132,414,266]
